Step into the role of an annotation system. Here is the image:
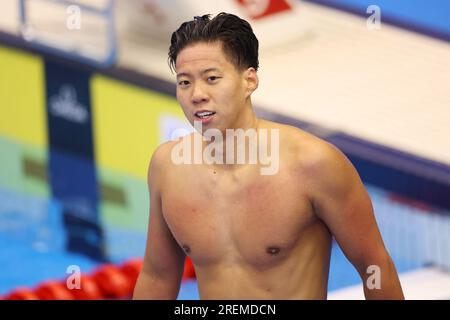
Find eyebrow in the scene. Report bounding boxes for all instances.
[176,68,221,79]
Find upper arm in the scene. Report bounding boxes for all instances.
[141,142,185,281]
[306,141,388,273]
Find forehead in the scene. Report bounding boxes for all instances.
[175,42,233,72]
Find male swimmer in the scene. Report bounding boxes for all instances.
[133,13,404,300]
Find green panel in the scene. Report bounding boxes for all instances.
[98,167,148,232]
[0,136,23,192]
[21,142,49,197]
[0,136,49,198]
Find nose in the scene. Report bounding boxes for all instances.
[191,83,209,105]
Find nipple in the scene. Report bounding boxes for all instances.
[266,246,281,255]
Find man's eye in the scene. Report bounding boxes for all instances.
[208,76,220,83]
[178,80,190,87]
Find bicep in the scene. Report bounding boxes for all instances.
[310,144,387,271]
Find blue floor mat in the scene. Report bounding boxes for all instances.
[0,234,101,296]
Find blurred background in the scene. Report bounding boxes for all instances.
[0,0,449,300]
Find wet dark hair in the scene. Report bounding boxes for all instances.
[168,13,259,73]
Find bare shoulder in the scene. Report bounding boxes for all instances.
[147,138,184,186]
[261,120,339,161]
[289,128,350,177]
[149,140,172,171]
[263,120,356,184]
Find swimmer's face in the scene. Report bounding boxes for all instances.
[175,41,257,133]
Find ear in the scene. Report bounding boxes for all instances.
[244,67,258,98]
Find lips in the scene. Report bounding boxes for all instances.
[194,110,216,125]
[194,110,216,119]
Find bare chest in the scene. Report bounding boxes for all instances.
[160,165,315,267]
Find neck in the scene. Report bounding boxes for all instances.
[199,104,263,167]
[227,103,260,132]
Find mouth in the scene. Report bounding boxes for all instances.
[194,110,216,124]
[194,110,216,119]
